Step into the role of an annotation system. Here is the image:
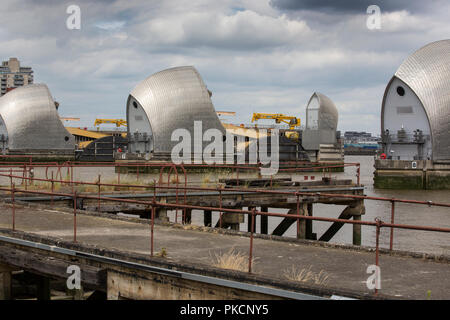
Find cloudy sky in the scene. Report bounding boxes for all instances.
[1,0,449,134]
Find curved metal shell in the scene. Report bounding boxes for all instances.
[127,66,225,154]
[310,92,338,131]
[392,39,450,161]
[0,84,75,151]
[302,92,339,150]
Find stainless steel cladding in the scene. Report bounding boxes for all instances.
[391,39,450,161]
[0,84,75,152]
[127,66,225,155]
[302,92,339,150]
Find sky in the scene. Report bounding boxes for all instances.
[0,0,449,134]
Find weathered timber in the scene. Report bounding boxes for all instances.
[0,246,106,288]
[318,201,365,243]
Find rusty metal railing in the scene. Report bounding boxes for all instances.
[0,180,449,297]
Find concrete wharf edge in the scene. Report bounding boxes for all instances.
[0,201,449,300]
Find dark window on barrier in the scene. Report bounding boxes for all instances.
[396,86,405,96]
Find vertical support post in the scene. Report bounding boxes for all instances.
[97,174,101,212]
[298,203,307,239]
[117,165,121,185]
[151,206,155,257]
[236,167,239,186]
[219,189,223,228]
[260,207,268,234]
[204,210,212,227]
[353,215,361,246]
[389,200,395,251]
[73,191,77,243]
[51,171,54,206]
[296,193,300,238]
[24,165,27,190]
[71,164,74,191]
[0,265,12,300]
[11,183,15,231]
[248,208,255,273]
[247,207,255,232]
[356,164,360,186]
[375,218,381,296]
[9,168,12,196]
[306,203,314,240]
[36,276,51,300]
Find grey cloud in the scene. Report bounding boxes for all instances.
[269,0,442,13]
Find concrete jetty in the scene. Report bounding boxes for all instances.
[0,201,448,300]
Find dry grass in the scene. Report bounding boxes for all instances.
[283,265,330,286]
[211,248,256,272]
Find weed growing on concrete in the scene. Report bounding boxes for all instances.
[156,247,167,258]
[211,247,256,272]
[283,265,330,286]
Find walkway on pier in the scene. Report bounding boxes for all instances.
[0,202,448,299]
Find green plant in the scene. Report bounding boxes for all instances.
[156,247,167,258]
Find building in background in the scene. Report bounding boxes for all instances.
[375,39,450,189]
[0,58,34,96]
[343,131,380,155]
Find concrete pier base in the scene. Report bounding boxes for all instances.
[374,159,450,189]
[0,264,13,300]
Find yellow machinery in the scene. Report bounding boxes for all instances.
[251,113,300,130]
[94,119,127,127]
[251,113,300,140]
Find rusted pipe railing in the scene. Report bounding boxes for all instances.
[1,184,449,297]
[151,206,155,257]
[375,218,382,295]
[73,191,77,243]
[389,200,395,251]
[248,208,256,273]
[11,183,15,231]
[2,171,449,209]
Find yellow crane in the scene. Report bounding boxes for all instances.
[94,119,127,127]
[251,113,300,130]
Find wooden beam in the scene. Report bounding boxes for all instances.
[0,247,106,288]
[318,202,364,242]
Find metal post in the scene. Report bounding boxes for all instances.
[24,165,27,190]
[296,193,300,238]
[97,174,101,212]
[151,206,155,257]
[248,208,255,273]
[375,218,381,296]
[357,164,360,186]
[11,183,15,231]
[260,207,268,234]
[73,191,77,243]
[9,169,12,196]
[389,200,395,251]
[219,189,223,228]
[51,171,54,206]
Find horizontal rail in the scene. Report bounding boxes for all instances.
[1,186,449,234]
[1,171,449,208]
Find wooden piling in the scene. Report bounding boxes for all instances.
[260,207,268,234]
